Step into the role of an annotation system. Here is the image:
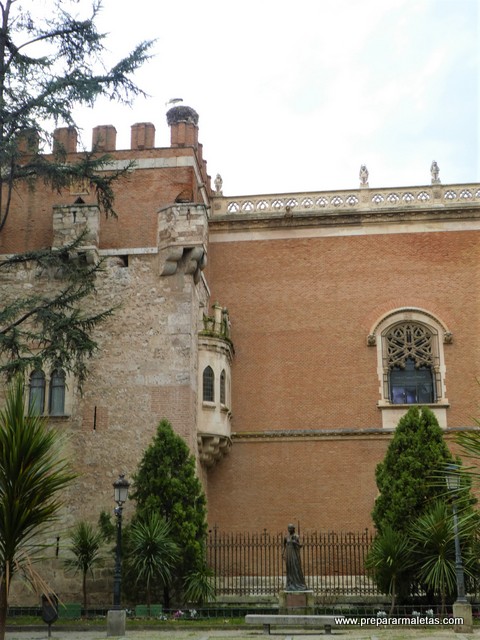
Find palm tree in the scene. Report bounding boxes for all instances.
[456,431,480,484]
[183,564,216,606]
[0,376,75,640]
[125,513,179,613]
[64,522,103,612]
[410,500,478,614]
[365,526,413,615]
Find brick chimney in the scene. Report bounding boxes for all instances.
[92,125,117,151]
[131,122,155,149]
[166,105,199,149]
[17,129,39,154]
[53,126,77,154]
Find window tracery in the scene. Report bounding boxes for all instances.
[369,308,451,427]
[383,322,440,404]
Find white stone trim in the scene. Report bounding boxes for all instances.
[209,219,480,243]
[96,156,210,208]
[371,308,450,428]
[99,247,158,256]
[99,157,196,171]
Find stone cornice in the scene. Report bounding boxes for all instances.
[209,204,480,234]
[232,426,480,442]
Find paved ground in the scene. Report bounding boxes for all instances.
[5,628,480,640]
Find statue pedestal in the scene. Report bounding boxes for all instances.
[279,590,314,615]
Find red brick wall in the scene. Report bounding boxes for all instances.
[207,231,480,431]
[0,147,201,254]
[206,436,389,532]
[205,228,480,530]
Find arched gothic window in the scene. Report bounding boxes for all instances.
[220,369,226,405]
[29,369,45,414]
[49,368,66,415]
[369,308,451,427]
[385,323,437,404]
[202,366,215,402]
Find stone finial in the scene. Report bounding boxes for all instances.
[214,173,223,195]
[359,164,369,188]
[431,160,440,184]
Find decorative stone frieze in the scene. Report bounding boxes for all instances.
[213,183,480,218]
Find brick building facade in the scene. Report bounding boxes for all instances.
[1,104,479,600]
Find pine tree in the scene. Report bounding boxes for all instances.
[372,406,454,534]
[0,0,153,381]
[131,419,208,604]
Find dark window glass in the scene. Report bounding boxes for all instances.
[203,366,214,402]
[390,358,434,404]
[49,369,66,415]
[220,370,226,405]
[29,370,45,414]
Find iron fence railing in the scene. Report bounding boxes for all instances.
[206,528,378,597]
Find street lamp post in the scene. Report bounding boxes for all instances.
[445,463,472,633]
[113,474,129,609]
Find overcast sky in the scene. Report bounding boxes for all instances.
[70,0,478,196]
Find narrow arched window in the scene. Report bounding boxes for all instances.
[29,369,45,415]
[49,368,66,415]
[203,366,215,402]
[220,369,226,405]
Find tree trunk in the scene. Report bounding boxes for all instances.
[389,579,396,616]
[163,585,170,610]
[82,571,87,615]
[0,576,8,640]
[441,588,446,617]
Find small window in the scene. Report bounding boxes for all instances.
[49,368,66,415]
[29,370,45,414]
[220,370,226,405]
[203,366,215,402]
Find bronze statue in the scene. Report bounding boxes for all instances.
[283,523,307,591]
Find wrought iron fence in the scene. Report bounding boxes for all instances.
[206,528,379,597]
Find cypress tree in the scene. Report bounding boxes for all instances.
[372,406,453,533]
[131,419,208,596]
